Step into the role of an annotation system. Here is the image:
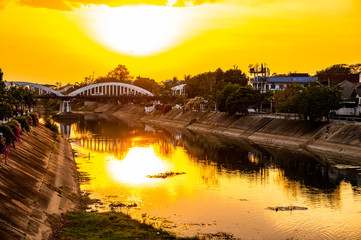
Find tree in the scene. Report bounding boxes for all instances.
[184,67,249,109]
[216,83,241,112]
[6,85,23,111]
[274,83,303,113]
[96,64,133,83]
[185,71,216,99]
[133,76,159,93]
[225,86,261,115]
[222,66,248,86]
[316,63,361,75]
[23,88,36,109]
[0,102,12,119]
[295,83,342,121]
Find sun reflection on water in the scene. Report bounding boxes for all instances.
[107,147,169,185]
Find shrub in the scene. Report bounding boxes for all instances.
[29,112,40,126]
[15,116,31,132]
[0,136,6,154]
[7,121,21,141]
[0,136,9,160]
[0,124,17,147]
[155,104,172,115]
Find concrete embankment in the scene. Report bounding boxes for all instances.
[0,125,79,240]
[111,105,361,164]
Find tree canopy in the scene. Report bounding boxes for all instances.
[216,83,240,112]
[274,83,342,121]
[225,86,260,115]
[316,63,361,75]
[185,66,249,108]
[133,76,159,93]
[95,64,134,84]
[295,83,342,121]
[274,83,303,113]
[0,68,36,119]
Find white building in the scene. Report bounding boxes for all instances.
[251,76,318,92]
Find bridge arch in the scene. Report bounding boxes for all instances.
[5,81,63,96]
[68,82,154,97]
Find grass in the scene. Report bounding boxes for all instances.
[50,211,198,240]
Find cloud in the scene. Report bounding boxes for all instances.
[5,0,223,11]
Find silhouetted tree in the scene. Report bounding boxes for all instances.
[96,64,133,83]
[274,83,303,113]
[295,83,342,121]
[133,76,159,93]
[216,83,241,112]
[225,86,261,115]
[316,63,361,75]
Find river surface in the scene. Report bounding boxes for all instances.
[58,114,361,239]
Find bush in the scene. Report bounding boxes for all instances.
[0,135,9,159]
[29,112,40,126]
[7,121,21,141]
[0,124,17,147]
[155,104,172,115]
[15,116,31,132]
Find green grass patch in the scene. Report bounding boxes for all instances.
[51,211,198,240]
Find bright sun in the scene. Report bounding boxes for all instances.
[86,5,188,56]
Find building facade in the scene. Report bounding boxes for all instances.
[250,76,318,92]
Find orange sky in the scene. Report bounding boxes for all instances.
[0,0,360,84]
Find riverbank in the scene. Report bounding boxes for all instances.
[0,125,79,239]
[110,105,361,165]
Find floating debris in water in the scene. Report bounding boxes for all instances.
[147,171,186,179]
[198,231,236,240]
[267,206,308,211]
[109,202,138,209]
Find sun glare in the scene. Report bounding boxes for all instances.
[107,147,169,184]
[86,5,189,56]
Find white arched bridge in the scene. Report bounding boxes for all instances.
[68,82,153,97]
[5,81,64,96]
[6,81,154,113]
[6,81,153,97]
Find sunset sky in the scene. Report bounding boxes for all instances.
[0,0,360,84]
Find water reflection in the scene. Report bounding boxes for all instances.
[107,147,168,185]
[58,114,361,239]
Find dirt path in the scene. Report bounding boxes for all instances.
[0,125,79,240]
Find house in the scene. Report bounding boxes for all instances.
[251,75,318,92]
[317,74,361,116]
[335,80,360,116]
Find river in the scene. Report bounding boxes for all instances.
[58,113,361,239]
